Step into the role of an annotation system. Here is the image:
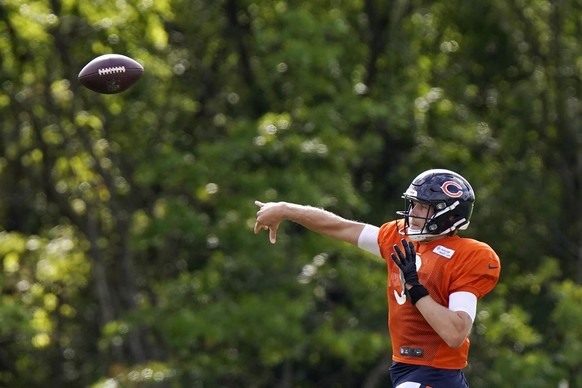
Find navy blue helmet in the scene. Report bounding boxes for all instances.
[397,169,475,241]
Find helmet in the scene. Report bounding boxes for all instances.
[397,169,475,242]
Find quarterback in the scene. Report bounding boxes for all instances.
[254,169,501,388]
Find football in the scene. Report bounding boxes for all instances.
[78,54,144,94]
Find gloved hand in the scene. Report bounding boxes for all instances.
[391,239,429,305]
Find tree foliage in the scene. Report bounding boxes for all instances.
[0,0,581,386]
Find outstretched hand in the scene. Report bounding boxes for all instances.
[254,200,281,244]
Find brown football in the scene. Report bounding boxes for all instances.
[78,54,144,94]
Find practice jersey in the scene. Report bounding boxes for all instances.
[378,219,501,370]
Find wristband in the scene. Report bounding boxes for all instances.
[407,285,429,305]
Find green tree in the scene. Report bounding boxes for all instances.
[1,0,581,387]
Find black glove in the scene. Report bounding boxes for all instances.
[390,239,429,305]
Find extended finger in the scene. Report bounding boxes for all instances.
[255,200,265,208]
[393,244,405,260]
[406,241,415,257]
[401,239,412,257]
[390,253,401,266]
[269,227,277,244]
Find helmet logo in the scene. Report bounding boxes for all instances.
[441,181,463,198]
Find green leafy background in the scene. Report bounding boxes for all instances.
[0,0,581,386]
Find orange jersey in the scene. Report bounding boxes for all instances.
[378,219,501,369]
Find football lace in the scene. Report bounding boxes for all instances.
[98,66,126,75]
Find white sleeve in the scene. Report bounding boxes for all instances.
[357,224,382,257]
[448,291,477,322]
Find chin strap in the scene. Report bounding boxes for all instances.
[401,218,469,241]
[407,233,429,242]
